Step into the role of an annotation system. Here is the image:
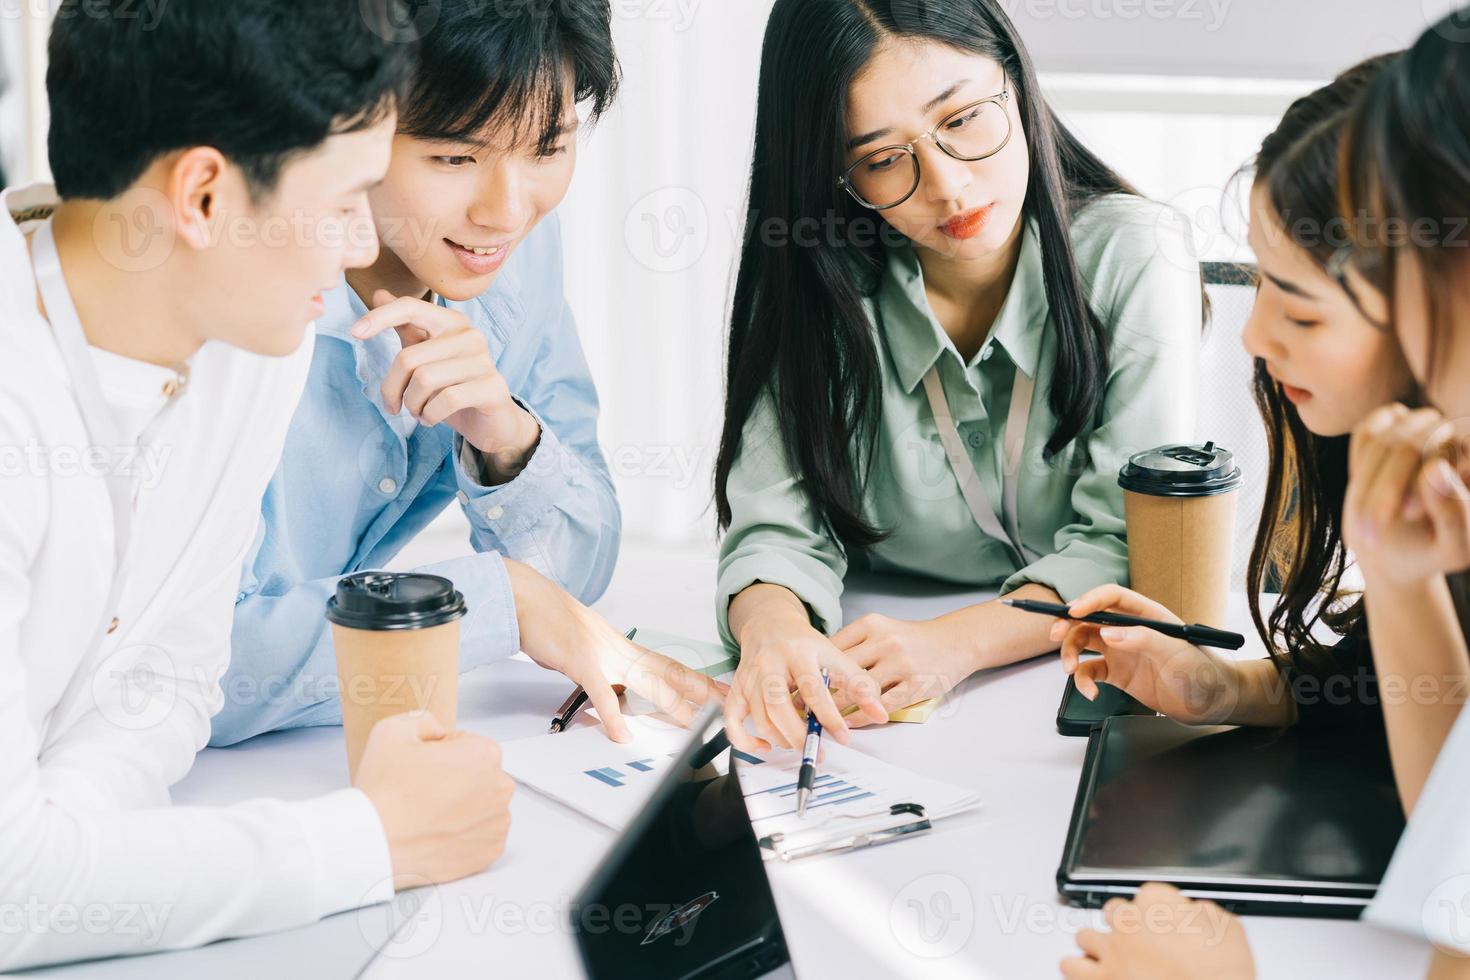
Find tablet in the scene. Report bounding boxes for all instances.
[1057,715,1405,917]
[571,709,795,979]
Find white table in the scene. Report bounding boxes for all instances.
[34,549,1432,980]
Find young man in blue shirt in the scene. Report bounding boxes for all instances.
[216,0,719,746]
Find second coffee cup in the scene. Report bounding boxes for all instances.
[326,572,467,780]
[1119,442,1243,628]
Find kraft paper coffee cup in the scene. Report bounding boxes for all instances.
[326,572,467,781]
[1119,442,1243,629]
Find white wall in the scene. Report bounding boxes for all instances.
[1010,0,1464,78]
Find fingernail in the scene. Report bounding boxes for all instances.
[1432,459,1458,495]
[1100,627,1126,643]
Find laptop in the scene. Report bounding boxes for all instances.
[571,708,796,979]
[1058,714,1405,918]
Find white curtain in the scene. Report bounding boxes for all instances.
[558,1,779,551]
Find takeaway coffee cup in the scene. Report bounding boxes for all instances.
[326,572,467,780]
[1119,442,1243,629]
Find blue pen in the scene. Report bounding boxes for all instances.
[795,669,830,818]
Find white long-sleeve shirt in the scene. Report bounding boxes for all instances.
[0,184,393,971]
[1364,703,1470,956]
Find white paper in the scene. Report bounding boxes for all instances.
[499,717,980,846]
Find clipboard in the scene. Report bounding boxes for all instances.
[757,802,935,861]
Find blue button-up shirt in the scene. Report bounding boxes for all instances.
[212,213,620,745]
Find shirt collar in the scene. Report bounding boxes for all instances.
[879,218,1049,394]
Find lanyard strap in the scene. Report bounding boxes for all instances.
[921,360,1039,569]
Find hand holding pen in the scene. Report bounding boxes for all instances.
[796,669,830,818]
[1024,584,1251,727]
[1003,598,1245,650]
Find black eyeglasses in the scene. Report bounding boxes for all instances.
[1326,247,1391,332]
[838,78,1013,211]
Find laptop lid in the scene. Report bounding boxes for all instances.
[1058,715,1405,908]
[572,709,794,980]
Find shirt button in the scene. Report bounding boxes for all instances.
[485,505,505,521]
[457,491,470,506]
[106,617,120,635]
[378,478,398,495]
[968,431,986,450]
[981,346,995,362]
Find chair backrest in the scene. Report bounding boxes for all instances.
[1195,262,1267,592]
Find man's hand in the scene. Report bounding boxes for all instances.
[505,560,725,741]
[352,289,541,482]
[355,711,515,890]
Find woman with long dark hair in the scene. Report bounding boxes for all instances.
[1057,55,1413,736]
[714,0,1204,751]
[1058,15,1470,974]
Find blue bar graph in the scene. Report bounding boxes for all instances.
[585,767,625,787]
[746,773,876,814]
[582,747,768,790]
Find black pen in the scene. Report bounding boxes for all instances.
[1002,598,1246,651]
[795,669,830,818]
[548,628,638,733]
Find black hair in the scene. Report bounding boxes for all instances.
[398,0,620,154]
[46,0,413,201]
[1343,9,1470,644]
[1240,54,1402,671]
[1345,9,1470,394]
[715,0,1143,547]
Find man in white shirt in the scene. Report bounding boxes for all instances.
[0,0,514,970]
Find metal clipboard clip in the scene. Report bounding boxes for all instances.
[757,802,933,862]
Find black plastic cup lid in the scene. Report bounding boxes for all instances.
[1118,441,1243,498]
[325,572,467,631]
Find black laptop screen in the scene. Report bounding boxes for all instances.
[1061,716,1405,890]
[571,712,791,980]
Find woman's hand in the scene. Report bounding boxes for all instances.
[827,614,978,725]
[1345,404,1470,587]
[1061,883,1255,980]
[1054,585,1241,726]
[506,561,724,741]
[725,587,887,754]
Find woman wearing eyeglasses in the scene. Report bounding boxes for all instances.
[712,0,1205,752]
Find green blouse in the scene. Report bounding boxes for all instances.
[716,194,1204,645]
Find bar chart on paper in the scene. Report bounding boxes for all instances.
[500,717,726,830]
[583,746,766,788]
[500,718,980,839]
[742,769,881,819]
[734,742,984,850]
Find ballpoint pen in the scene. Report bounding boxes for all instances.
[795,669,830,818]
[1002,598,1246,650]
[548,628,638,734]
